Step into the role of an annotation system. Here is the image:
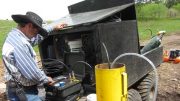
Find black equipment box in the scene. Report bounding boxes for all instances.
[39,0,163,99]
[45,76,82,101]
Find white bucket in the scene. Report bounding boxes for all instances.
[87,94,97,101]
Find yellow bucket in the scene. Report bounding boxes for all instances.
[95,63,127,101]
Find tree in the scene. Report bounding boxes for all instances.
[165,0,177,9]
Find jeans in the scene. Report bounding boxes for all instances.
[7,85,42,101]
[26,94,42,101]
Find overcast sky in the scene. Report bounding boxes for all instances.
[0,0,84,20]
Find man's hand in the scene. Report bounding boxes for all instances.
[47,77,55,85]
[54,23,68,30]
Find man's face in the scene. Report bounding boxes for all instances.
[27,23,40,38]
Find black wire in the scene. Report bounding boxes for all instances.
[72,61,93,79]
[40,59,93,79]
[40,58,72,73]
[72,61,93,69]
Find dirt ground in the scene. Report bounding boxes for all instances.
[0,33,180,101]
[156,33,180,101]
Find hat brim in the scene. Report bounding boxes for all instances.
[12,14,48,36]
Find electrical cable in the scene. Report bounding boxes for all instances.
[41,58,72,73]
[41,59,90,78]
[73,61,93,69]
[72,61,93,78]
[111,53,158,101]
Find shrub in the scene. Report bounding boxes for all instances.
[136,3,168,20]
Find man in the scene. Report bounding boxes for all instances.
[2,11,67,101]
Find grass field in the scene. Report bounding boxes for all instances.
[0,18,180,57]
[137,18,180,40]
[0,20,16,44]
[0,20,16,57]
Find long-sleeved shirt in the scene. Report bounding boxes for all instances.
[2,25,53,86]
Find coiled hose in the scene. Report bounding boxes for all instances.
[111,53,158,101]
[42,58,72,73]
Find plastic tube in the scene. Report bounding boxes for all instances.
[73,61,93,69]
[102,42,111,69]
[73,61,93,79]
[111,53,158,101]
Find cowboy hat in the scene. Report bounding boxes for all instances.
[11,11,48,36]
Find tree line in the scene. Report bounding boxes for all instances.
[136,0,179,9]
[135,0,180,20]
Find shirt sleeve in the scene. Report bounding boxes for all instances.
[14,44,49,84]
[43,23,55,33]
[30,34,44,46]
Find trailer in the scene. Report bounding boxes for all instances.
[39,0,163,100]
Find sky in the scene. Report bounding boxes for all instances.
[0,0,84,21]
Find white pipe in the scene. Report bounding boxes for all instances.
[111,53,158,101]
[102,42,111,69]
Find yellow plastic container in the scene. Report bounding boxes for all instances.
[95,63,127,101]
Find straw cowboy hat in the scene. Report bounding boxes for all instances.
[11,11,48,36]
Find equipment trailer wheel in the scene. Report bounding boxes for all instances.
[137,71,155,101]
[128,89,142,101]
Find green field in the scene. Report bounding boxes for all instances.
[137,18,180,40]
[135,3,180,40]
[0,18,180,57]
[0,20,16,44]
[0,20,16,57]
[0,2,180,57]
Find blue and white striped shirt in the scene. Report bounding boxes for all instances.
[2,25,53,86]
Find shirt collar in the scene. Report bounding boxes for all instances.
[13,28,31,42]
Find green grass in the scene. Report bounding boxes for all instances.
[0,18,180,58]
[0,20,39,57]
[136,3,168,20]
[173,3,180,11]
[0,20,16,57]
[0,20,16,43]
[137,18,180,40]
[135,3,180,40]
